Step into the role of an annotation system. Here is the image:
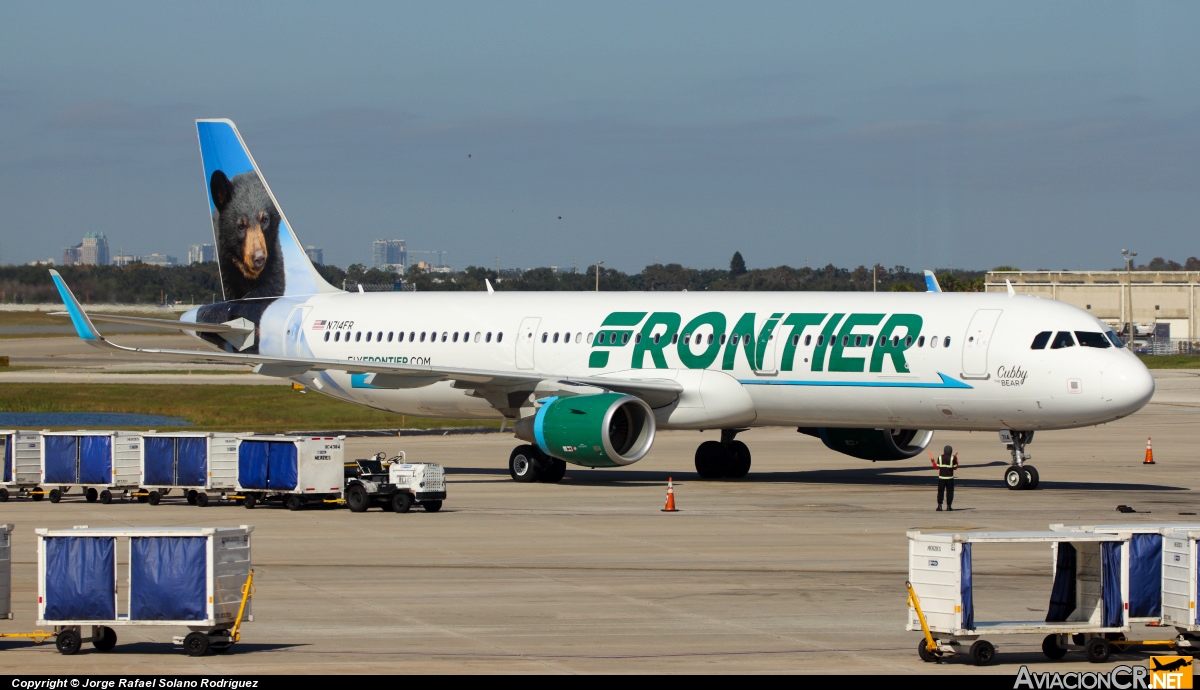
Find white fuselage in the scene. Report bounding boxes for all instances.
[188,290,1154,432]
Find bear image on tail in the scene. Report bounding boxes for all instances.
[209,169,286,300]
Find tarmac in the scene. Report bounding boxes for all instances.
[0,370,1197,674]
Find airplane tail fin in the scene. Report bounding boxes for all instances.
[196,119,339,301]
[924,270,942,293]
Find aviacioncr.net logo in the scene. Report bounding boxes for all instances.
[1015,660,1194,690]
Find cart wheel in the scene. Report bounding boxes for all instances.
[93,626,117,652]
[969,639,996,666]
[917,637,941,663]
[86,487,99,502]
[186,490,197,505]
[346,485,370,512]
[244,494,257,509]
[0,488,8,502]
[49,489,62,503]
[1085,638,1111,663]
[148,491,161,506]
[286,495,303,511]
[56,629,82,655]
[1042,634,1067,660]
[100,490,113,504]
[195,492,209,508]
[391,492,413,513]
[422,500,443,513]
[183,631,210,657]
[31,486,44,502]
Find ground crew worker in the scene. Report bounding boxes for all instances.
[930,445,958,511]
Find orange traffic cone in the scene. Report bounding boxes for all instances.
[1144,437,1155,465]
[661,477,678,512]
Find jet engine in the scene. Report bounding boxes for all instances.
[802,427,934,461]
[515,393,656,467]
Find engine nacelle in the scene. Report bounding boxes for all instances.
[807,427,934,461]
[515,393,656,467]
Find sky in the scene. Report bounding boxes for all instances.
[1,1,1198,272]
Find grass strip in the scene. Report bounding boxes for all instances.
[0,383,501,433]
[1137,355,1200,369]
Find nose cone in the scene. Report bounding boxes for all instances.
[1107,354,1155,416]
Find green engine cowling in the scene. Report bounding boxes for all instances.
[518,393,656,467]
[805,427,934,461]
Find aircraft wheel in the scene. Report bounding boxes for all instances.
[724,441,751,478]
[1004,466,1028,490]
[694,441,725,479]
[539,458,567,483]
[1024,466,1040,490]
[509,445,542,483]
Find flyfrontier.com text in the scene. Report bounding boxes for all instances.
[11,681,259,690]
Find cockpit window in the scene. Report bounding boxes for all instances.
[1050,331,1076,349]
[1106,331,1125,348]
[1074,331,1111,349]
[1031,331,1051,350]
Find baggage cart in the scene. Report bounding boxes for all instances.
[1159,528,1200,642]
[139,432,240,507]
[35,525,254,656]
[40,431,142,504]
[907,530,1132,665]
[0,431,44,502]
[0,524,54,645]
[1051,522,1200,624]
[237,435,344,511]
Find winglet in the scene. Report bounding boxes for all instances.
[48,270,102,341]
[1006,279,1015,296]
[924,270,942,293]
[485,279,495,294]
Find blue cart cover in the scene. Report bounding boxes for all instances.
[1128,534,1162,618]
[129,537,207,621]
[143,437,176,486]
[961,543,974,630]
[176,437,208,487]
[1102,542,1124,627]
[44,537,115,620]
[43,435,79,484]
[1046,542,1078,622]
[238,441,270,490]
[266,441,298,490]
[3,434,11,483]
[79,435,112,485]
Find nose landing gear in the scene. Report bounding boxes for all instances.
[694,429,751,479]
[1002,431,1039,490]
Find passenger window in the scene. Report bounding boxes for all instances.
[930,336,937,348]
[598,333,606,345]
[420,332,426,342]
[652,333,660,345]
[586,332,593,343]
[576,333,582,344]
[552,332,559,343]
[355,332,361,342]
[398,332,404,342]
[905,336,913,348]
[744,334,751,345]
[841,335,849,347]
[622,333,629,344]
[497,332,503,342]
[475,332,481,343]
[892,335,899,347]
[366,332,372,342]
[707,334,713,344]
[635,333,641,344]
[409,332,415,342]
[804,335,811,346]
[791,334,800,346]
[672,334,678,345]
[324,331,330,342]
[918,336,925,347]
[441,332,448,342]
[387,332,393,342]
[866,336,874,347]
[453,332,459,343]
[334,332,340,342]
[854,335,862,347]
[1030,331,1051,350]
[816,335,823,346]
[720,334,727,345]
[943,336,951,348]
[1075,331,1111,349]
[378,331,383,341]
[542,333,548,343]
[486,332,492,343]
[1050,331,1075,349]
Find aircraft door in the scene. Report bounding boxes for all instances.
[754,330,779,376]
[962,309,1002,378]
[286,306,313,357]
[516,317,541,370]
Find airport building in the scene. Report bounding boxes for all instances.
[986,270,1200,352]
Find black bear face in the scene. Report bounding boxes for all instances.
[210,169,285,299]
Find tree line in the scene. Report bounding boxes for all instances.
[4,251,1194,304]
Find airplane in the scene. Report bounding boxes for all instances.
[49,119,1156,488]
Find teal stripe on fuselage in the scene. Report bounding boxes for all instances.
[738,372,972,389]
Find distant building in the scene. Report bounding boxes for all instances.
[413,261,451,274]
[111,253,138,267]
[188,243,215,264]
[27,259,55,266]
[142,253,177,267]
[372,239,406,270]
[305,245,324,265]
[80,232,110,266]
[62,244,81,265]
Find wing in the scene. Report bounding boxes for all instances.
[48,270,682,409]
[50,311,255,334]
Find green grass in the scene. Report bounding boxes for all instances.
[1137,355,1200,369]
[0,383,502,433]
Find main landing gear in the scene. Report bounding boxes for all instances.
[694,429,751,480]
[1003,430,1039,490]
[509,445,568,484]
